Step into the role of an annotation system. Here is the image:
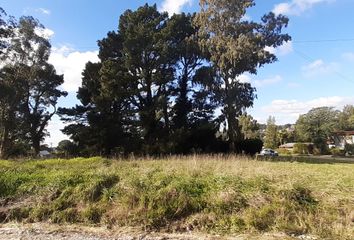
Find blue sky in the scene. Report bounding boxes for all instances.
[2,0,354,146]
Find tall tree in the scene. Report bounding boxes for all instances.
[264,116,278,149]
[1,15,66,156]
[194,0,290,151]
[118,4,176,152]
[0,8,17,158]
[165,13,206,129]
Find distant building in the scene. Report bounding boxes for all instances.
[333,131,354,149]
[279,142,296,150]
[39,150,51,158]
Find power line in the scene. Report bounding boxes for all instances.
[293,49,354,84]
[293,38,354,43]
[54,37,354,50]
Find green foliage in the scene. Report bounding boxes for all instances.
[264,116,278,149]
[246,205,276,231]
[330,147,346,156]
[59,2,291,156]
[293,143,313,155]
[0,13,66,158]
[194,0,290,150]
[344,144,354,155]
[83,206,103,224]
[56,140,78,158]
[239,138,263,155]
[276,148,291,155]
[295,107,338,154]
[338,105,354,131]
[239,114,260,139]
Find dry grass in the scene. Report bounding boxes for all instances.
[0,155,353,239]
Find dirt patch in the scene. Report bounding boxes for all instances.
[0,223,297,240]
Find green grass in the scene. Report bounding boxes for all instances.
[0,155,353,239]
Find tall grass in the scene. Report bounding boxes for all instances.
[0,155,353,239]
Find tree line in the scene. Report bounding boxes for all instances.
[0,1,291,158]
[263,106,354,154]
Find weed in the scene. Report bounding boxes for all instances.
[83,205,103,224]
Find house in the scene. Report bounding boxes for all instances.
[333,131,354,149]
[39,150,51,158]
[279,142,296,150]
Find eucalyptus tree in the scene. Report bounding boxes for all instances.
[194,0,290,151]
[0,14,66,157]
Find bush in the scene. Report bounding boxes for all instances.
[330,147,345,156]
[239,139,263,156]
[276,148,291,155]
[344,144,354,155]
[293,143,313,154]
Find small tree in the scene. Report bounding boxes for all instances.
[239,114,260,139]
[56,140,78,158]
[264,116,278,149]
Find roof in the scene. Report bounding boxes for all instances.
[39,150,51,156]
[333,131,354,136]
[279,143,296,148]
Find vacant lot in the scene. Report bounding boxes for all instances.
[0,156,353,239]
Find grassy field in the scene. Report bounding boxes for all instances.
[0,156,353,239]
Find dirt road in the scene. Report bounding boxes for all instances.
[0,223,302,240]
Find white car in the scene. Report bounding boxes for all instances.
[259,148,278,157]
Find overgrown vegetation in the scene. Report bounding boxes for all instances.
[0,156,352,239]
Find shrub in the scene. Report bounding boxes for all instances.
[330,147,345,156]
[84,174,119,202]
[239,139,263,155]
[246,205,276,231]
[293,143,313,154]
[344,144,354,155]
[83,205,103,224]
[284,186,318,208]
[51,208,79,223]
[276,148,291,155]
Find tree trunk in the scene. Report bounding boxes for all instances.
[0,125,9,159]
[175,72,189,129]
[32,136,41,156]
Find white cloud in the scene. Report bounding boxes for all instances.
[238,74,252,83]
[273,0,334,16]
[37,8,51,15]
[160,0,193,16]
[45,115,69,147]
[265,41,293,56]
[49,46,99,92]
[34,27,55,39]
[302,59,339,77]
[342,52,354,61]
[261,96,354,124]
[237,74,282,88]
[254,75,282,88]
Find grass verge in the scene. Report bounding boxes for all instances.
[0,155,353,239]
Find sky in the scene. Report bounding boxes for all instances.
[1,0,354,147]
